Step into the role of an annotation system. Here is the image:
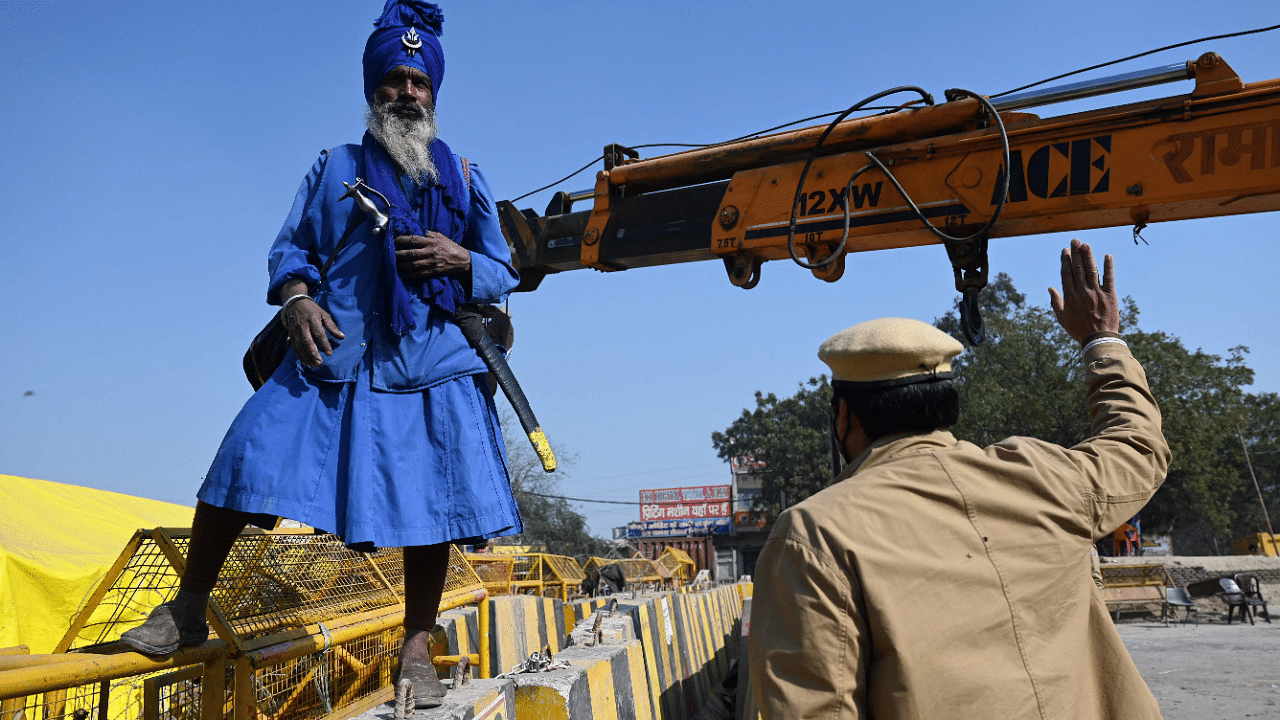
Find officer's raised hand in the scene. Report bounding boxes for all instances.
[395,231,471,282]
[1048,239,1119,344]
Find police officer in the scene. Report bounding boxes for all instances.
[750,240,1170,719]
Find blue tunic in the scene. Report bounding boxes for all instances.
[199,145,523,549]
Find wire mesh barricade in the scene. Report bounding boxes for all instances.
[507,554,544,594]
[614,558,662,585]
[658,546,696,586]
[464,554,514,598]
[538,555,587,601]
[0,530,489,720]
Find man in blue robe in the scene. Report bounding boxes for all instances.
[122,1,521,707]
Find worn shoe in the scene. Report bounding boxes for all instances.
[119,599,209,655]
[396,660,447,708]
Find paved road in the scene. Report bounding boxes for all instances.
[1119,620,1279,718]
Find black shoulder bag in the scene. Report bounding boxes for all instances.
[242,211,366,390]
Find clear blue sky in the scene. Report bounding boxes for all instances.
[1,1,1277,538]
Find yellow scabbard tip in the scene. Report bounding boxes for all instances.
[529,428,557,472]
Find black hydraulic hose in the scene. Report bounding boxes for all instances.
[861,88,1010,245]
[787,86,935,269]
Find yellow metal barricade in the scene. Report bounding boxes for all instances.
[658,546,696,586]
[579,556,662,593]
[615,557,662,585]
[503,553,586,600]
[508,554,544,595]
[465,553,515,597]
[579,556,610,578]
[1,531,490,720]
[538,554,587,601]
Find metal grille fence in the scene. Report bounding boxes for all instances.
[248,626,399,720]
[14,676,105,720]
[145,665,227,720]
[212,532,403,642]
[658,547,696,585]
[579,556,662,593]
[17,531,489,720]
[579,556,610,578]
[465,555,514,597]
[613,558,661,584]
[507,555,543,593]
[441,546,484,597]
[59,530,411,653]
[60,533,180,651]
[537,554,586,601]
[541,555,585,585]
[495,554,588,600]
[0,664,202,720]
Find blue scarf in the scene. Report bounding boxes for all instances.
[360,131,468,336]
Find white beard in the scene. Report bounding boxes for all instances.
[364,100,440,183]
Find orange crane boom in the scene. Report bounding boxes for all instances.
[496,52,1279,337]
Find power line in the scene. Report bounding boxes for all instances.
[515,489,641,505]
[561,462,725,485]
[566,469,727,490]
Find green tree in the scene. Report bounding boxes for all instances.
[492,410,610,557]
[711,377,833,514]
[1227,392,1280,545]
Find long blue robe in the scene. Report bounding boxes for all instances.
[199,144,523,549]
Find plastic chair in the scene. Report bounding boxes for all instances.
[1219,578,1254,625]
[1234,573,1271,623]
[1162,587,1198,626]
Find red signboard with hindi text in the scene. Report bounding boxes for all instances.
[638,485,731,523]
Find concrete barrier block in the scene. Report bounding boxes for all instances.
[735,597,757,720]
[510,641,652,720]
[487,595,567,677]
[436,606,480,664]
[413,584,747,720]
[631,593,691,720]
[569,604,637,646]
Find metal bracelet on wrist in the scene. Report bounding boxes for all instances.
[281,293,312,313]
[1081,336,1127,355]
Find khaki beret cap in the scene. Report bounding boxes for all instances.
[819,317,964,388]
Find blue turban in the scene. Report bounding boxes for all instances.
[362,0,445,103]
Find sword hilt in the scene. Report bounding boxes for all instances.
[340,178,391,235]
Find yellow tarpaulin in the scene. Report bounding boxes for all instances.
[0,474,193,654]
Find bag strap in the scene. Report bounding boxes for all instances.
[316,145,372,292]
[461,157,470,190]
[316,209,366,290]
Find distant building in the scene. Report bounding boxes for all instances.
[626,456,774,581]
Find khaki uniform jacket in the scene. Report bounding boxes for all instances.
[749,343,1170,720]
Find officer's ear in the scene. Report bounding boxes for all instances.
[833,398,870,463]
[831,397,850,462]
[830,398,846,474]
